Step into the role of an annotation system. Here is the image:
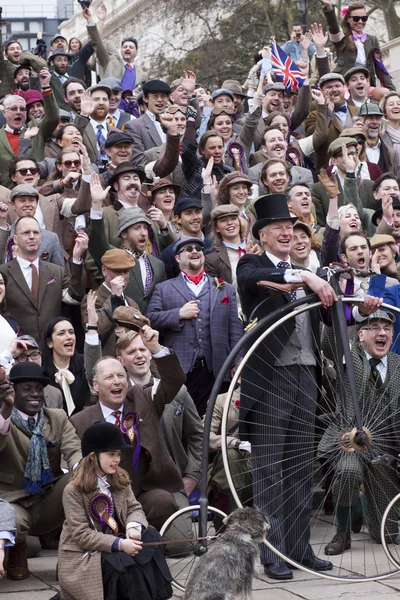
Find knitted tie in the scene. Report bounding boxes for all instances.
[369,358,383,388]
[142,253,154,293]
[30,263,39,304]
[277,261,296,302]
[112,411,122,428]
[96,124,107,161]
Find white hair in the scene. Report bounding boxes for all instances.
[2,95,26,109]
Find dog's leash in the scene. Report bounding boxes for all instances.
[141,534,220,547]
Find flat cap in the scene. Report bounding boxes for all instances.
[59,109,72,121]
[117,207,152,237]
[357,102,383,117]
[113,307,150,331]
[174,197,202,216]
[211,88,234,101]
[172,236,205,256]
[104,131,133,148]
[10,184,39,201]
[13,64,31,78]
[210,204,240,223]
[170,79,182,92]
[101,248,135,270]
[293,220,312,237]
[143,80,171,95]
[99,77,122,92]
[344,66,370,83]
[263,82,285,94]
[89,84,112,98]
[369,233,398,252]
[47,49,72,64]
[319,72,345,87]
[222,80,247,97]
[328,136,358,157]
[49,34,68,46]
[17,334,39,349]
[219,172,252,203]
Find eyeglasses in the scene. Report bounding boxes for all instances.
[16,167,39,176]
[15,350,41,362]
[62,160,81,168]
[355,138,365,145]
[350,15,368,22]
[362,325,392,333]
[6,106,26,112]
[179,245,204,253]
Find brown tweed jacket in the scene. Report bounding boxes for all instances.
[204,242,233,284]
[59,482,147,600]
[0,407,82,504]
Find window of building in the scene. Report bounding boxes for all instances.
[29,21,41,34]
[10,21,25,34]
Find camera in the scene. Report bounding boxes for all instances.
[77,0,92,9]
[296,32,302,39]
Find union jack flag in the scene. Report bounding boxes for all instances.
[270,40,306,91]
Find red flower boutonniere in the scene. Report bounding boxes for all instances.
[213,277,226,290]
[221,295,229,305]
[40,252,49,260]
[234,399,240,407]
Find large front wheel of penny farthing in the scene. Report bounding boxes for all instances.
[160,504,227,592]
[381,493,400,568]
[220,297,400,582]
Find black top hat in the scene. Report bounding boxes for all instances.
[9,363,50,386]
[81,422,132,457]
[252,193,297,240]
[372,196,400,226]
[109,161,145,188]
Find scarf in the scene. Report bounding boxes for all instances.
[54,364,76,416]
[385,124,400,168]
[11,408,53,494]
[183,269,206,285]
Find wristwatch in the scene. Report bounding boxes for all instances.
[85,325,98,332]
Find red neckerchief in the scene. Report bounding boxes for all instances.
[183,269,205,285]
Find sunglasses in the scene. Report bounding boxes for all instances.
[16,167,39,176]
[62,160,81,168]
[179,245,203,253]
[350,15,368,22]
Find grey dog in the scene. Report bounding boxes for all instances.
[183,506,270,600]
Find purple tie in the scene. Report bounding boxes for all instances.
[143,253,154,293]
[96,124,107,161]
[352,32,367,43]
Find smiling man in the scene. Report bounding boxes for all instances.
[0,362,81,580]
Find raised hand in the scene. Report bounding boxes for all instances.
[140,324,162,354]
[317,0,333,10]
[24,126,39,139]
[80,90,95,117]
[147,205,167,229]
[0,201,9,227]
[201,157,214,186]
[180,70,196,94]
[0,367,14,420]
[159,112,178,135]
[311,88,325,105]
[381,195,394,223]
[39,67,51,88]
[300,31,312,51]
[96,2,107,21]
[90,172,110,209]
[72,230,89,261]
[76,141,91,174]
[341,144,358,173]
[317,168,340,198]
[86,289,98,327]
[310,23,329,50]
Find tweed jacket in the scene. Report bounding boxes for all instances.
[209,389,241,452]
[142,133,184,187]
[305,103,359,172]
[248,162,314,195]
[49,72,69,111]
[0,226,64,267]
[71,349,186,496]
[44,385,64,409]
[204,242,233,284]
[124,113,163,168]
[73,113,114,165]
[59,482,147,600]
[0,50,47,99]
[0,499,16,535]
[0,407,82,504]
[146,274,244,377]
[80,283,139,355]
[0,259,84,342]
[86,24,147,86]
[323,7,395,90]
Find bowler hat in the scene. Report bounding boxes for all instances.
[109,161,145,188]
[117,207,152,237]
[252,193,296,240]
[113,307,150,331]
[104,132,133,149]
[357,102,383,117]
[371,196,400,226]
[344,66,370,83]
[143,80,171,95]
[173,197,202,216]
[11,184,39,201]
[150,178,181,199]
[101,249,135,270]
[81,422,132,457]
[173,236,205,256]
[9,363,49,386]
[328,136,358,157]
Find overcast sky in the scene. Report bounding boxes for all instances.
[0,1,59,19]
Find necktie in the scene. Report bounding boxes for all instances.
[27,417,36,432]
[277,261,296,302]
[30,263,39,304]
[334,105,347,114]
[183,270,206,285]
[112,411,122,428]
[108,115,115,127]
[126,64,133,71]
[238,247,247,259]
[352,31,367,43]
[369,358,383,388]
[96,124,107,161]
[142,253,154,293]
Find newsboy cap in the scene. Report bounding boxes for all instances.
[263,82,285,94]
[319,72,345,87]
[210,204,240,223]
[10,184,39,201]
[211,88,234,101]
[173,236,205,256]
[101,249,135,270]
[89,84,112,98]
[99,77,122,92]
[113,306,150,331]
[328,136,358,157]
[117,207,152,237]
[344,66,370,83]
[104,132,133,149]
[49,34,68,46]
[173,197,202,216]
[369,234,398,254]
[143,80,171,95]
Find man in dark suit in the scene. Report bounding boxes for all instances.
[305,72,359,172]
[124,80,172,167]
[0,362,82,580]
[0,217,87,343]
[236,194,337,580]
[147,237,244,416]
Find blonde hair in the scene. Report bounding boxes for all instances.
[115,330,139,357]
[71,454,131,494]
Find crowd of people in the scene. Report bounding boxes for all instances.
[0,0,400,596]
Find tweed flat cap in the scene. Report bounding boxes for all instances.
[10,184,39,201]
[344,66,370,83]
[319,72,345,87]
[113,307,150,331]
[369,234,398,253]
[117,207,152,237]
[210,204,240,223]
[219,172,252,203]
[328,136,358,157]
[101,249,135,270]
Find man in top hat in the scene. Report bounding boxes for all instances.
[305,72,359,171]
[359,103,396,174]
[48,49,73,110]
[0,362,82,580]
[147,236,243,417]
[81,248,140,355]
[124,79,172,167]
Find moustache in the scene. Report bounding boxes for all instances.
[126,184,141,191]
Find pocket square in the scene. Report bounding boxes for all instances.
[221,295,229,305]
[47,278,56,285]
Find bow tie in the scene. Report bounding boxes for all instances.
[352,32,367,43]
[334,105,347,114]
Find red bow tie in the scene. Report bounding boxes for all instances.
[238,247,247,258]
[183,270,205,285]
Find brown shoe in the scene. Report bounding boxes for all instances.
[324,532,351,555]
[6,541,30,580]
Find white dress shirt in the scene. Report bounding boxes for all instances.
[16,256,39,290]
[265,250,303,282]
[366,139,381,165]
[181,271,208,296]
[364,350,388,382]
[354,38,367,67]
[99,402,125,425]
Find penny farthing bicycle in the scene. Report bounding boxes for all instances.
[161,266,400,590]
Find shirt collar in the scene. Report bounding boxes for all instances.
[99,402,124,419]
[5,124,21,134]
[223,240,246,250]
[181,271,207,285]
[146,110,156,122]
[265,250,291,267]
[17,256,39,269]
[364,350,388,367]
[90,117,109,129]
